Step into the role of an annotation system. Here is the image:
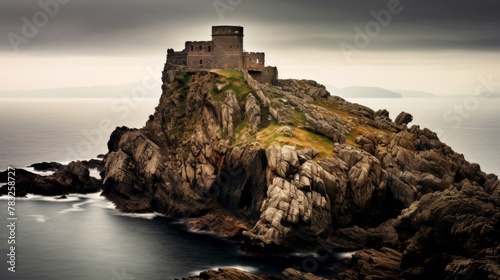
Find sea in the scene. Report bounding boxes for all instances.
[0,96,499,279]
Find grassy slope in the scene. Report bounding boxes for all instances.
[210,70,393,160]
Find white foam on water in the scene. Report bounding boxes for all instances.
[28,214,48,223]
[113,211,164,220]
[334,251,357,259]
[100,201,117,210]
[0,194,81,202]
[218,265,258,273]
[24,167,55,176]
[72,192,103,200]
[56,160,73,165]
[291,252,325,258]
[89,168,101,179]
[58,198,99,214]
[185,227,225,239]
[102,201,164,219]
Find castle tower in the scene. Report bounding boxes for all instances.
[211,26,244,69]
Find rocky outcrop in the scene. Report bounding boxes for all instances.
[338,247,402,280]
[182,267,328,280]
[221,90,241,137]
[243,145,332,252]
[305,111,347,143]
[246,94,261,133]
[100,67,500,279]
[394,111,413,126]
[394,178,500,279]
[181,209,252,238]
[0,160,101,196]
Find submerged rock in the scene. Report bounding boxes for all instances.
[29,161,62,171]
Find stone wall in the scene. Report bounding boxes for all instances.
[166,49,187,65]
[249,66,278,85]
[212,26,244,69]
[243,52,265,71]
[165,26,276,75]
[185,41,214,69]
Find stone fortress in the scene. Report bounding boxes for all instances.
[164,25,278,84]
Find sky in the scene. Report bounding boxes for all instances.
[1,0,500,95]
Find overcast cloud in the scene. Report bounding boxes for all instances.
[1,0,500,54]
[1,0,499,93]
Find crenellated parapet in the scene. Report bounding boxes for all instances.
[165,26,278,83]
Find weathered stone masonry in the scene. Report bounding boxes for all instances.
[165,25,278,84]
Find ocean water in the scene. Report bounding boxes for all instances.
[0,98,159,168]
[0,97,342,279]
[0,96,498,279]
[0,194,319,280]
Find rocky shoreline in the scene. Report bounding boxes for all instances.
[3,68,499,279]
[0,160,102,197]
[100,68,499,278]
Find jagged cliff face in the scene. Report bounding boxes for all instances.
[100,69,500,279]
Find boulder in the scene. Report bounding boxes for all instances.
[221,89,241,137]
[246,94,261,133]
[395,111,413,126]
[394,180,500,279]
[277,126,295,137]
[338,247,402,280]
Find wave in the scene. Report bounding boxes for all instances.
[58,199,98,214]
[334,251,357,259]
[0,191,103,201]
[291,252,330,259]
[24,167,55,176]
[72,192,103,199]
[112,211,164,220]
[184,227,229,239]
[89,168,100,179]
[100,200,165,219]
[27,214,48,223]
[0,194,81,202]
[56,193,104,213]
[101,201,118,210]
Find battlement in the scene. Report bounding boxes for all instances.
[243,52,265,71]
[165,25,277,83]
[212,26,243,36]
